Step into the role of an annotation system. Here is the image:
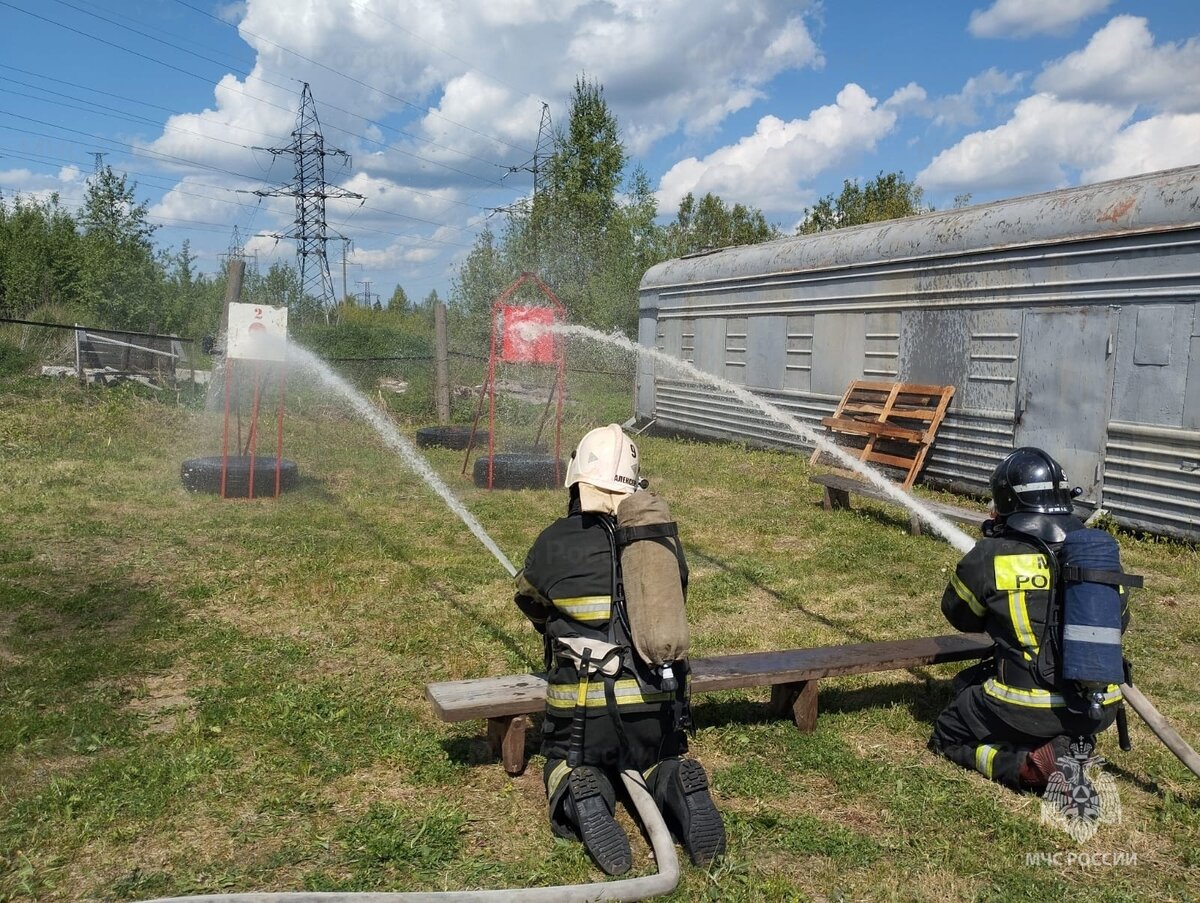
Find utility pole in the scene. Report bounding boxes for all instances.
[340,237,352,304]
[254,83,363,324]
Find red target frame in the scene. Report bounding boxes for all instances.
[463,272,567,488]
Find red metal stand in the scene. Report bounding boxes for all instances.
[463,272,567,489]
[219,357,288,499]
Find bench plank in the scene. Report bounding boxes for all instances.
[809,472,986,530]
[426,633,993,722]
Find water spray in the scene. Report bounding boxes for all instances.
[546,322,976,553]
[286,344,518,577]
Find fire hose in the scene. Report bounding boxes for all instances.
[1119,683,1200,779]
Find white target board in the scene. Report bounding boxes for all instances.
[227,303,288,361]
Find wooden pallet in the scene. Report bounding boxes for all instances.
[810,380,956,490]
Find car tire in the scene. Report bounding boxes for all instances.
[472,453,563,490]
[181,455,299,497]
[415,425,488,450]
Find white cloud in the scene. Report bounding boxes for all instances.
[655,84,900,215]
[1081,114,1200,183]
[917,93,1132,193]
[968,0,1113,39]
[1035,16,1200,113]
[934,68,1025,127]
[922,15,1200,196]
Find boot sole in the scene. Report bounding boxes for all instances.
[569,768,632,876]
[676,759,727,866]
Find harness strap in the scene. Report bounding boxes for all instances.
[614,522,679,545]
[1061,565,1143,588]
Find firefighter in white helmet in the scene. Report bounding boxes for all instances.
[514,424,725,875]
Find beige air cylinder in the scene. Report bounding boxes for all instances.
[616,491,689,666]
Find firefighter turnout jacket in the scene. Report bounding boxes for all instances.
[514,495,688,771]
[942,524,1126,714]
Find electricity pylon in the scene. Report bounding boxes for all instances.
[255,83,363,323]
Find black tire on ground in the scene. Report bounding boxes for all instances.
[472,453,563,490]
[181,456,299,497]
[415,425,489,450]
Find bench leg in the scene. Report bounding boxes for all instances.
[487,715,528,776]
[768,679,819,732]
[823,487,851,511]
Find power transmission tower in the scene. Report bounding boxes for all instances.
[254,83,363,323]
[530,102,554,197]
[356,279,379,309]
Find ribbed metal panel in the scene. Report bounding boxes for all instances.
[654,380,832,449]
[654,380,1011,498]
[922,410,1016,496]
[1102,422,1200,541]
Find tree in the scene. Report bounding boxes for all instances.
[665,191,779,256]
[0,192,81,318]
[387,284,410,313]
[77,165,163,328]
[798,171,930,234]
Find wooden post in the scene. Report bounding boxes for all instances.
[487,715,528,775]
[823,486,851,511]
[74,324,85,385]
[434,300,450,425]
[768,679,819,732]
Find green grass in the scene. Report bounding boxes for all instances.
[1,372,1197,902]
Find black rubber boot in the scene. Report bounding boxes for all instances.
[564,766,632,876]
[647,757,726,866]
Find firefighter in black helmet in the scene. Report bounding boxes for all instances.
[929,447,1129,790]
[513,425,725,875]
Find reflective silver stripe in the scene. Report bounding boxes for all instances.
[1063,625,1123,645]
[1012,481,1055,492]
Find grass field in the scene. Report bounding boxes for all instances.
[1,371,1198,902]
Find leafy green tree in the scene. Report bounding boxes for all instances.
[0,192,81,318]
[665,191,778,256]
[77,166,163,328]
[387,284,410,313]
[798,171,931,234]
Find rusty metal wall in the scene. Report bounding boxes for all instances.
[1103,422,1200,542]
[637,165,1200,540]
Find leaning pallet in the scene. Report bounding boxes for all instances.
[809,379,956,490]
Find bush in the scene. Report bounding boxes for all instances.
[0,340,37,375]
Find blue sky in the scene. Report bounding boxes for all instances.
[1,0,1197,310]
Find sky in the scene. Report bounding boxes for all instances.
[1,0,1198,309]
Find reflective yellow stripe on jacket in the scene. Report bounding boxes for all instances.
[993,554,1049,658]
[950,572,986,617]
[546,678,674,710]
[983,678,1122,709]
[975,744,999,779]
[553,595,612,623]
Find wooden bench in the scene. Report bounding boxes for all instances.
[811,472,988,538]
[426,633,994,775]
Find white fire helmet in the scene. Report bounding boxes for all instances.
[565,424,640,495]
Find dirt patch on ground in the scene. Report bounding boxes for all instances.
[126,668,198,734]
